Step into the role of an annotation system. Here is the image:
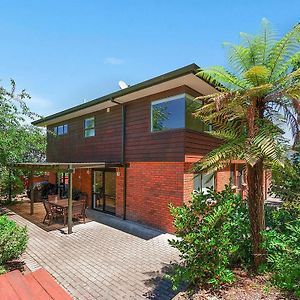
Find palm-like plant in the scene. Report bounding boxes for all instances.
[194,19,300,270]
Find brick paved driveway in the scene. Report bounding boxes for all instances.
[9,210,180,300]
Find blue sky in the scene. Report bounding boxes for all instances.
[0,0,299,118]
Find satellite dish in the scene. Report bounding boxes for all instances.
[118,80,129,89]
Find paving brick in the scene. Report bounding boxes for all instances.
[9,211,180,300]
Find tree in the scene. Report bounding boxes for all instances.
[271,152,300,203]
[0,80,46,196]
[194,19,300,270]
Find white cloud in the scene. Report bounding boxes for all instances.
[104,57,124,65]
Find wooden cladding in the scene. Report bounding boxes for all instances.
[47,85,222,163]
[47,106,122,163]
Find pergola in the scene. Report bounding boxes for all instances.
[9,162,121,234]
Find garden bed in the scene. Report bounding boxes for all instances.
[175,270,299,300]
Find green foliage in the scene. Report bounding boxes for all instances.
[263,207,300,296]
[167,187,251,289]
[0,215,28,273]
[270,153,300,204]
[194,19,300,173]
[0,80,46,196]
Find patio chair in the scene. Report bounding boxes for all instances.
[47,194,65,215]
[72,200,86,223]
[42,200,57,225]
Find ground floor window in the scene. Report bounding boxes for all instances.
[193,173,215,194]
[230,164,245,190]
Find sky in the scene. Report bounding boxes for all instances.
[0,0,299,119]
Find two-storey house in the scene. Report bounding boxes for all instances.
[33,64,247,232]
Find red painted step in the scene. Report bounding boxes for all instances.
[0,269,73,300]
[31,269,73,300]
[5,270,35,300]
[0,273,20,300]
[24,273,52,300]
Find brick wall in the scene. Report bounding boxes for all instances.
[48,172,56,184]
[115,167,124,217]
[72,169,92,208]
[117,162,184,232]
[183,163,232,202]
[215,166,231,191]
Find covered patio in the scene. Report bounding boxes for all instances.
[9,162,121,234]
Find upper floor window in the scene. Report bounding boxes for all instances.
[54,124,68,135]
[84,117,95,137]
[151,94,209,132]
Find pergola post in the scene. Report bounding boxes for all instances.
[67,164,73,234]
[8,168,12,203]
[29,171,34,215]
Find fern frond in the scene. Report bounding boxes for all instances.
[267,24,300,80]
[197,67,250,91]
[194,136,246,174]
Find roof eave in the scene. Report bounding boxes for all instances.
[32,63,203,127]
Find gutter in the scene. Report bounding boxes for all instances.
[111,99,127,220]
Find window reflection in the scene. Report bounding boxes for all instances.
[151,94,209,132]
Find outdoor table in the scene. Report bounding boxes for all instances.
[48,199,69,226]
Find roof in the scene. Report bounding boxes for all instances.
[32,63,216,126]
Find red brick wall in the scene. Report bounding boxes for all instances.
[183,163,232,204]
[48,172,57,184]
[117,162,184,232]
[216,166,231,192]
[115,167,124,217]
[72,169,92,208]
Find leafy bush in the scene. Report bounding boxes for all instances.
[0,215,28,272]
[0,167,24,198]
[168,187,251,289]
[262,207,300,296]
[270,153,300,203]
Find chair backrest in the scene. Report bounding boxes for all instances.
[43,200,53,215]
[48,194,59,202]
[81,199,86,214]
[72,201,83,216]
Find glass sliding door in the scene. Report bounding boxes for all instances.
[93,171,104,210]
[92,170,116,214]
[104,171,116,213]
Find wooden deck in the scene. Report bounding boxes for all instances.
[8,201,90,232]
[0,268,73,300]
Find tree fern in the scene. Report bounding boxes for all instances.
[193,19,300,270]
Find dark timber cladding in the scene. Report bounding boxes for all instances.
[47,105,123,162]
[125,86,199,162]
[47,85,205,163]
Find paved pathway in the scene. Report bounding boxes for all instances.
[8,210,180,300]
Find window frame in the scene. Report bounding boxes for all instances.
[150,93,209,133]
[150,93,187,133]
[54,124,68,136]
[193,173,215,194]
[84,117,95,138]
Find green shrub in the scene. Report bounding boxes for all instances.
[270,153,300,203]
[0,167,24,198]
[0,215,28,272]
[167,186,251,289]
[263,207,300,296]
